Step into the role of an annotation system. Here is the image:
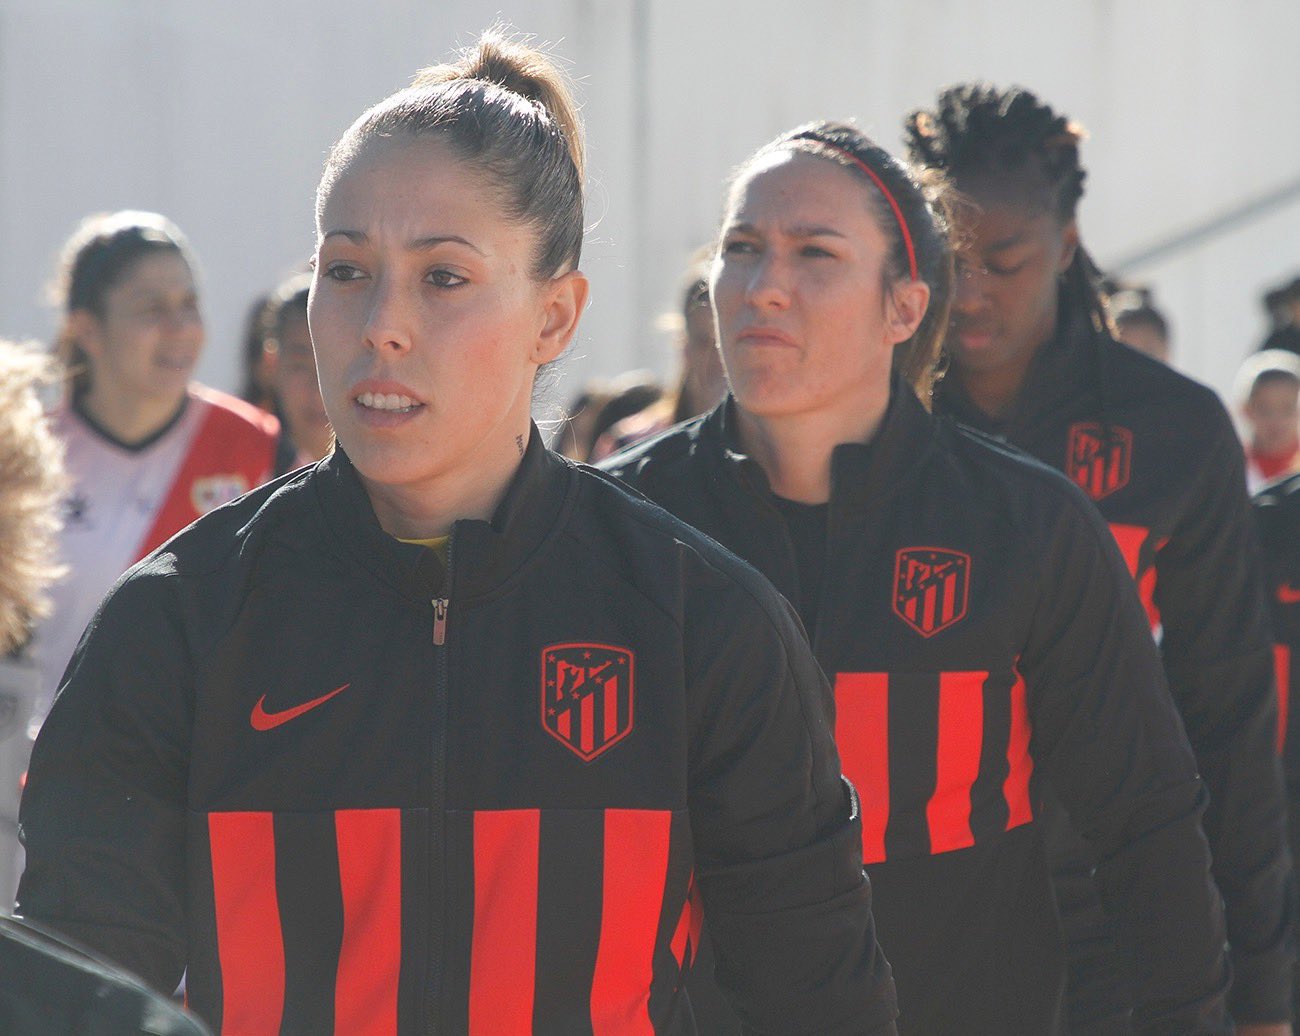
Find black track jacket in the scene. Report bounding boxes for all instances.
[1257,472,1300,777]
[16,429,898,1036]
[1255,471,1300,1012]
[935,314,1293,1025]
[602,385,1230,1033]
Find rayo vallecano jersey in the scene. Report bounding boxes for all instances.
[36,385,277,710]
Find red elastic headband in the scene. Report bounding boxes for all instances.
[815,141,919,282]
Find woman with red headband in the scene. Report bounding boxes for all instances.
[604,121,1231,1032]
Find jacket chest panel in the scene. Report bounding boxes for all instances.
[1019,412,1194,539]
[190,584,437,809]
[444,591,687,811]
[814,507,1038,678]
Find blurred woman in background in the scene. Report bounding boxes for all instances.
[35,211,279,714]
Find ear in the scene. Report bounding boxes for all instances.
[533,270,590,365]
[1057,218,1080,274]
[884,279,932,346]
[65,309,105,361]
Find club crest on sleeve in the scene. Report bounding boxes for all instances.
[541,643,635,762]
[191,474,250,515]
[893,548,970,638]
[1066,422,1132,501]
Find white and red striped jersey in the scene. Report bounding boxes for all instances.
[34,384,277,712]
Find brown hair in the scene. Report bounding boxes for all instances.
[729,121,958,403]
[0,340,67,653]
[316,27,584,281]
[50,211,196,397]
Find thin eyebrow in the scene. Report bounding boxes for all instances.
[985,233,1031,253]
[726,221,847,240]
[321,229,485,256]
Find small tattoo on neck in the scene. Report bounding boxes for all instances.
[515,434,525,456]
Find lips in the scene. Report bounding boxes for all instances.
[735,326,798,347]
[952,322,997,351]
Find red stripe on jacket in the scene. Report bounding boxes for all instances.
[1004,669,1035,828]
[209,811,285,1035]
[1109,523,1162,631]
[335,809,403,1035]
[926,672,985,854]
[834,673,890,864]
[469,809,541,1034]
[591,809,672,1034]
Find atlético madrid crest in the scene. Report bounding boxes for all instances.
[541,643,635,762]
[893,548,970,638]
[1066,422,1132,501]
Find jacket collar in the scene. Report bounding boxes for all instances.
[312,423,574,604]
[702,375,942,517]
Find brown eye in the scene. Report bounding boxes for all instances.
[427,269,468,288]
[324,263,365,282]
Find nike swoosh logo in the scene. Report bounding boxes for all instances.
[250,683,351,731]
[1279,584,1300,605]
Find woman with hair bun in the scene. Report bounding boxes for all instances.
[17,31,897,1034]
[34,211,279,716]
[603,121,1230,1032]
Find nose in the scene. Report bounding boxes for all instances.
[952,262,990,315]
[743,254,791,311]
[363,275,414,354]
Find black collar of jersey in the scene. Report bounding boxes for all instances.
[311,422,574,604]
[699,375,943,517]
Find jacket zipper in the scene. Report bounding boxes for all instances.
[426,537,452,1034]
[433,598,449,646]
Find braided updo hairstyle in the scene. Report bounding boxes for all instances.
[731,121,958,402]
[903,84,1111,342]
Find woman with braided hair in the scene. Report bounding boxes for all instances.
[604,119,1230,1033]
[908,84,1291,1035]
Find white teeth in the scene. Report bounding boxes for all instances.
[356,391,419,412]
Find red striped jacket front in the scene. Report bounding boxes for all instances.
[194,807,697,1034]
[18,433,895,1035]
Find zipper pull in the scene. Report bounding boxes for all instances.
[432,598,449,646]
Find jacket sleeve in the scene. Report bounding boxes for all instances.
[15,565,191,996]
[1154,405,1294,1024]
[1024,488,1232,1034]
[684,563,898,1036]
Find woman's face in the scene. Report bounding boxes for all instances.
[711,149,923,422]
[1244,378,1300,454]
[946,195,1077,376]
[76,250,203,405]
[310,136,580,495]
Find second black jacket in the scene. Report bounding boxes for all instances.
[603,386,1230,1034]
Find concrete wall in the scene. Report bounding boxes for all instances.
[2,0,1298,412]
